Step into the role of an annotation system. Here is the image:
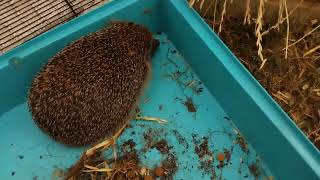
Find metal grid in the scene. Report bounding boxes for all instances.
[0,0,111,54]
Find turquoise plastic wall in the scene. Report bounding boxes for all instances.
[0,0,319,179]
[160,1,320,179]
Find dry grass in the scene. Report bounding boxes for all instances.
[255,0,267,69]
[286,24,320,49]
[191,0,320,149]
[218,0,228,35]
[243,0,251,25]
[283,0,290,59]
[66,116,168,179]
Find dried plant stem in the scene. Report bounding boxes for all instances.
[284,0,289,59]
[189,0,196,6]
[304,44,320,57]
[255,0,267,69]
[308,127,320,138]
[135,116,168,124]
[86,122,128,156]
[213,0,218,30]
[218,0,227,35]
[203,0,215,17]
[200,0,205,10]
[261,0,303,36]
[277,0,285,31]
[243,0,251,25]
[285,24,320,49]
[83,168,114,173]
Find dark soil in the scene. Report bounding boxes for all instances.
[192,134,216,178]
[122,139,136,153]
[160,153,178,179]
[183,98,197,113]
[236,134,249,154]
[223,148,231,163]
[172,129,189,149]
[215,16,320,149]
[142,128,170,152]
[151,140,172,154]
[248,163,261,179]
[194,137,212,159]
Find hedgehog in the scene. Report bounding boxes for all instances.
[28,22,160,146]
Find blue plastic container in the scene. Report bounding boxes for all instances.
[0,0,319,179]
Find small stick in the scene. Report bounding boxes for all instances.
[262,0,303,36]
[203,0,215,17]
[213,0,218,30]
[284,0,290,59]
[243,0,251,25]
[218,0,227,35]
[85,165,99,170]
[86,122,128,156]
[83,168,114,173]
[104,161,112,177]
[200,0,205,10]
[187,80,197,88]
[135,116,168,124]
[285,24,320,50]
[303,44,320,57]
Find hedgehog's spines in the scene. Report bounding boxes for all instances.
[28,22,158,146]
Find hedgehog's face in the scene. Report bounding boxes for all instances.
[126,22,160,57]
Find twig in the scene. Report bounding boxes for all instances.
[255,0,267,69]
[285,24,320,49]
[308,127,320,138]
[262,0,303,36]
[104,161,112,177]
[113,144,118,163]
[189,0,196,6]
[304,44,320,57]
[243,0,251,25]
[187,80,197,88]
[277,0,285,31]
[200,0,205,10]
[135,116,168,124]
[86,122,128,156]
[83,168,114,173]
[203,0,215,17]
[284,0,290,59]
[84,165,100,170]
[213,0,218,30]
[218,0,227,35]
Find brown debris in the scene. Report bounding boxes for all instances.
[144,175,154,180]
[151,140,172,154]
[192,135,215,177]
[172,129,189,149]
[194,137,212,159]
[248,163,261,179]
[161,154,178,178]
[183,98,197,113]
[224,149,231,162]
[122,139,136,153]
[198,0,320,148]
[221,16,320,149]
[154,167,165,177]
[236,134,249,153]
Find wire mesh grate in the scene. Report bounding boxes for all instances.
[0,0,111,54]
